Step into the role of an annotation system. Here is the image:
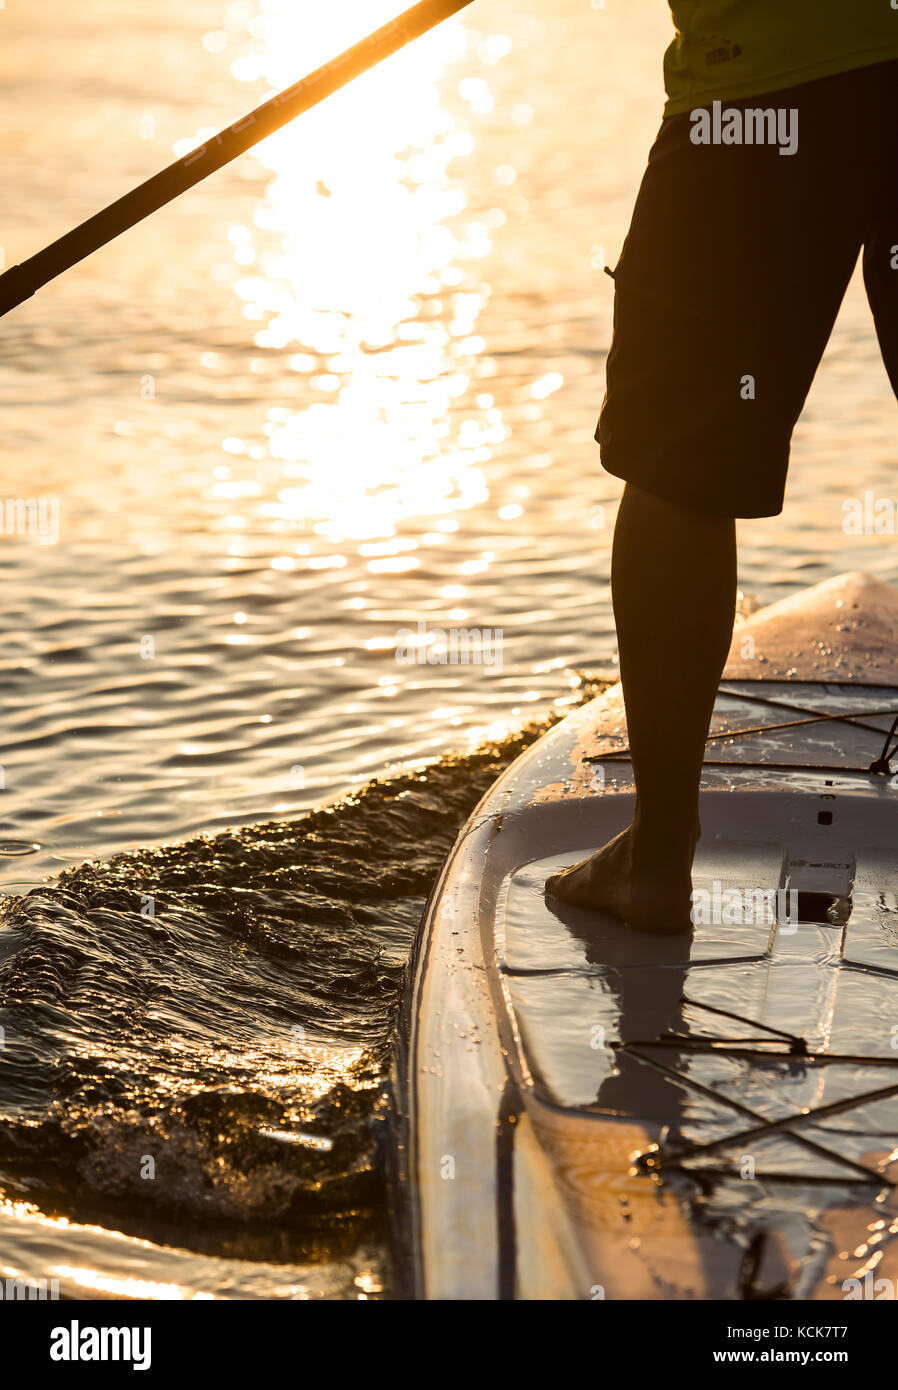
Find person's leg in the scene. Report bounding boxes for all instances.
[861,63,898,403]
[547,67,872,930]
[546,484,735,930]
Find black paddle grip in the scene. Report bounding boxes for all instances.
[0,264,37,319]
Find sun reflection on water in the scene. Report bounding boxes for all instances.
[184,0,509,558]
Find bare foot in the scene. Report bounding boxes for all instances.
[544,824,697,933]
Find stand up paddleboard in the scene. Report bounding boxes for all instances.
[392,571,898,1300]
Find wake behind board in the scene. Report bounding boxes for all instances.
[393,571,898,1300]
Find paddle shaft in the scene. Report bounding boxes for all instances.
[0,0,475,319]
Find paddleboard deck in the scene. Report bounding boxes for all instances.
[391,571,898,1300]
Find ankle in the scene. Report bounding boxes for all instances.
[630,810,699,867]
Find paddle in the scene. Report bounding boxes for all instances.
[0,0,476,320]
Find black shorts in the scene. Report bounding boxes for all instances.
[597,58,898,518]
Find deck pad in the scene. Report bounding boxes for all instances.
[499,847,898,1153]
[498,840,788,974]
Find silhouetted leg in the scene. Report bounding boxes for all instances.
[547,483,736,931]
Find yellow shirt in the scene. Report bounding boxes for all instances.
[664,1,898,115]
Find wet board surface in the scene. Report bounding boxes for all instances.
[498,852,898,1141]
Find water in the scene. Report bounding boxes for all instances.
[0,0,895,1298]
[0,709,604,1299]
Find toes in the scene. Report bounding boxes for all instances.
[545,871,570,901]
[546,866,591,907]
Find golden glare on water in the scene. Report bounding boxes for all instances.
[182,0,509,556]
[51,1267,211,1301]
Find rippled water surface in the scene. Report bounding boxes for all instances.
[1,0,896,1298]
[0,710,602,1299]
